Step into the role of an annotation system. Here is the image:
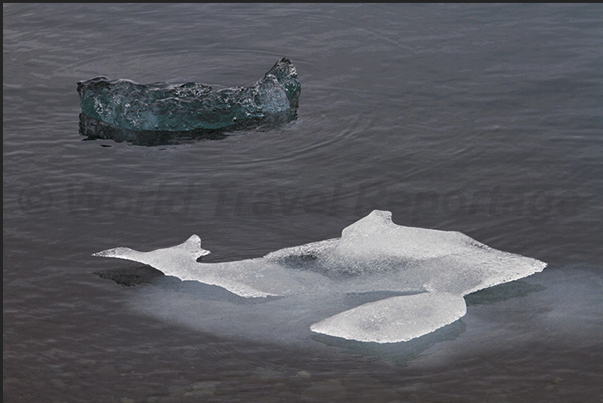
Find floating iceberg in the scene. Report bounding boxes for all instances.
[77,58,301,132]
[93,210,546,343]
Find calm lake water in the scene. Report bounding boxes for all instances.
[4,3,602,402]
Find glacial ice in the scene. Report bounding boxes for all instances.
[93,210,546,343]
[77,58,301,132]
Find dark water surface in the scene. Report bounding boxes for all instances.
[4,4,602,402]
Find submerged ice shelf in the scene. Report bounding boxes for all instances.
[93,210,546,343]
[77,58,301,132]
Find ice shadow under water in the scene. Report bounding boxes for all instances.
[95,265,546,364]
[79,110,298,147]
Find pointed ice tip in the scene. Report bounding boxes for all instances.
[92,247,129,258]
[186,234,201,244]
[359,209,393,225]
[92,249,108,257]
[181,234,210,257]
[369,210,392,219]
[341,210,394,239]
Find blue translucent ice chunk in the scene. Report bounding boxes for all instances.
[77,58,301,132]
[93,210,546,343]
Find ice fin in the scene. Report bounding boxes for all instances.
[341,209,394,239]
[92,246,145,262]
[310,292,467,343]
[92,235,209,266]
[176,234,211,259]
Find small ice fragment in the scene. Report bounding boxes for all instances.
[77,58,301,132]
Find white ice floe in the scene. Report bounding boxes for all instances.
[93,210,546,343]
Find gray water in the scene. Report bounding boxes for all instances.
[3,3,602,402]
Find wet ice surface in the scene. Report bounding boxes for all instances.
[77,58,300,133]
[94,210,546,343]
